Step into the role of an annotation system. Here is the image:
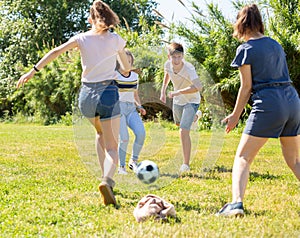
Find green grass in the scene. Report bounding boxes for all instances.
[0,123,299,237]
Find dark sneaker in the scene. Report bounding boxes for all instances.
[99,182,116,206]
[216,202,244,217]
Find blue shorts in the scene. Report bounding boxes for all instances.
[173,103,199,130]
[244,84,300,138]
[78,81,120,121]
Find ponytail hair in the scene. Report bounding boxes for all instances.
[233,4,264,40]
[90,0,120,33]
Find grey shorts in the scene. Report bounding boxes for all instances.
[244,84,300,138]
[173,103,199,130]
[78,81,120,121]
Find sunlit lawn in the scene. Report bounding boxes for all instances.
[0,123,299,237]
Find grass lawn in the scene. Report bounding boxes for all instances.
[0,123,299,237]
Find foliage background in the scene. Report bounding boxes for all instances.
[0,0,299,125]
[176,0,300,113]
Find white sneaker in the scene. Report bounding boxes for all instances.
[118,166,128,175]
[180,164,190,173]
[128,159,138,172]
[191,110,202,130]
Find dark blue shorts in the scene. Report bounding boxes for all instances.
[244,84,300,138]
[78,81,120,121]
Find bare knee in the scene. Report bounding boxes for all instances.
[234,153,254,167]
[280,136,300,168]
[180,128,190,136]
[284,156,300,171]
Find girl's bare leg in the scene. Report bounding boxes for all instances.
[232,134,268,203]
[180,128,191,165]
[87,116,120,178]
[280,135,300,180]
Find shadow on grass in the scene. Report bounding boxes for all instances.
[160,172,180,179]
[215,165,232,173]
[178,165,232,180]
[180,172,221,180]
[247,210,268,217]
[114,190,141,200]
[165,216,182,223]
[249,171,281,181]
[215,165,282,181]
[141,215,181,224]
[175,201,202,213]
[189,165,282,181]
[175,203,228,217]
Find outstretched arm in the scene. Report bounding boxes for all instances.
[222,64,252,133]
[17,39,78,88]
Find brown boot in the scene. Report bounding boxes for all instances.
[99,177,116,206]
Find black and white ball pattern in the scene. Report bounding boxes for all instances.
[136,160,159,184]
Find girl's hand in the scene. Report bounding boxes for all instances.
[222,113,239,133]
[139,107,146,116]
[160,93,166,103]
[17,71,35,88]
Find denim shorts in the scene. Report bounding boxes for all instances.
[78,81,120,121]
[173,103,199,130]
[244,84,300,138]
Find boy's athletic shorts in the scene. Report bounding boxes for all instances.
[173,103,199,130]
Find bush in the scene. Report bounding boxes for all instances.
[11,48,82,125]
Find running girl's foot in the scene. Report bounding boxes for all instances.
[128,159,138,172]
[118,166,128,175]
[99,177,116,206]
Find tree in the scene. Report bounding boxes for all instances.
[117,17,170,120]
[0,0,163,123]
[0,0,160,70]
[0,0,91,67]
[175,0,300,114]
[267,0,300,94]
[11,46,82,125]
[0,0,91,119]
[103,0,160,33]
[176,2,240,111]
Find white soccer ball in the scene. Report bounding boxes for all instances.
[136,160,159,184]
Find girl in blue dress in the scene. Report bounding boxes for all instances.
[217,4,300,217]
